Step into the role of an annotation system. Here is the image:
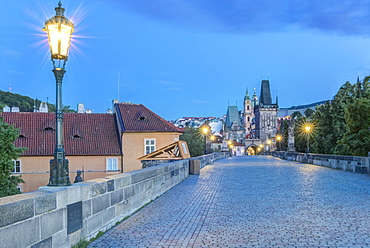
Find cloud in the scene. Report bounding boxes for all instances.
[109,0,370,36]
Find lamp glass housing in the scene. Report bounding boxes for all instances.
[43,3,74,60]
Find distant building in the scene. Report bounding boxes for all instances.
[11,107,20,112]
[223,78,278,154]
[38,102,48,113]
[3,105,10,112]
[224,106,244,143]
[253,79,278,141]
[77,103,85,113]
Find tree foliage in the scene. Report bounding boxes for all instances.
[310,78,370,156]
[0,117,27,197]
[179,127,205,157]
[339,99,370,156]
[0,90,75,113]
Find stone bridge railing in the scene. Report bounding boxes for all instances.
[270,151,370,174]
[0,152,229,248]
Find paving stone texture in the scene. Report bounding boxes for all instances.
[89,156,370,248]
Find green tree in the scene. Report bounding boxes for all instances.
[277,120,289,150]
[311,102,336,154]
[304,108,315,118]
[0,117,27,197]
[179,127,204,157]
[339,99,370,156]
[291,111,302,120]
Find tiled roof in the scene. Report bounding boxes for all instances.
[115,103,183,133]
[1,112,122,156]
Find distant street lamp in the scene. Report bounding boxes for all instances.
[276,135,282,151]
[304,125,312,153]
[202,126,209,155]
[259,144,264,154]
[43,2,74,186]
[266,139,271,152]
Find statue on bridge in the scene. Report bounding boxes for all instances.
[288,121,296,152]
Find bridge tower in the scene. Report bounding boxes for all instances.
[254,79,279,142]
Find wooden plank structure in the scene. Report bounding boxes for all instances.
[138,140,191,161]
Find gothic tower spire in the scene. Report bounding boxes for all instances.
[259,79,272,105]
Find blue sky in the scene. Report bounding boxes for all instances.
[1,0,370,120]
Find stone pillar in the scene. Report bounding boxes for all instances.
[189,160,200,175]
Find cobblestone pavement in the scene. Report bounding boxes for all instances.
[89,156,370,248]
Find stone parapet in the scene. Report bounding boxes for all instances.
[270,151,370,174]
[0,152,229,248]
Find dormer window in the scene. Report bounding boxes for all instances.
[72,134,82,139]
[44,127,55,131]
[138,116,148,121]
[19,134,26,139]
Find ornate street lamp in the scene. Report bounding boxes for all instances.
[304,125,312,153]
[202,126,209,155]
[276,134,282,151]
[43,1,74,186]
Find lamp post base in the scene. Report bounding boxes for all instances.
[48,150,71,186]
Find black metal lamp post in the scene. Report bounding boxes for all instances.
[202,126,209,155]
[43,1,74,186]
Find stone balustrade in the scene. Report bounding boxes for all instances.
[270,151,370,174]
[0,152,229,248]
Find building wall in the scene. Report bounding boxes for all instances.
[122,132,181,172]
[14,155,122,192]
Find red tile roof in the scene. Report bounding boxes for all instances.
[115,103,183,133]
[1,112,121,156]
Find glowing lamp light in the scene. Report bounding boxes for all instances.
[276,135,282,141]
[305,126,312,133]
[43,2,74,60]
[267,140,271,145]
[202,127,209,134]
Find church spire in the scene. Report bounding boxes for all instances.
[252,88,259,107]
[244,87,251,101]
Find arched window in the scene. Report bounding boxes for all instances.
[247,106,250,111]
[247,116,250,122]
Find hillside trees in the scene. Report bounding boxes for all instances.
[0,90,75,113]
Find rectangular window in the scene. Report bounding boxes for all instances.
[12,160,21,173]
[144,139,156,155]
[107,158,118,171]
